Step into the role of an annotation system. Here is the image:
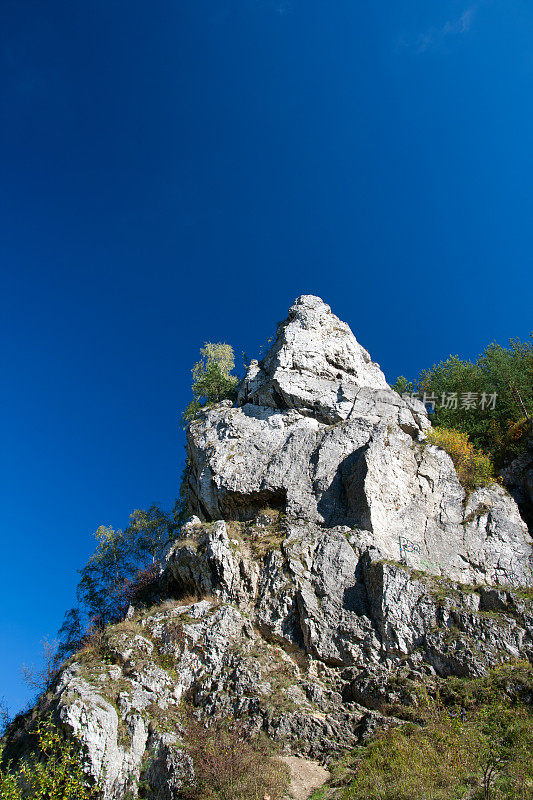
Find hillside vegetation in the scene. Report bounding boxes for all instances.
[338,662,533,800]
[393,335,533,469]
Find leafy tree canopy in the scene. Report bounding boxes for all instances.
[183,342,239,425]
[57,504,176,662]
[393,335,533,467]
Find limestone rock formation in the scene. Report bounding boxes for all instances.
[4,295,532,799]
[185,295,532,587]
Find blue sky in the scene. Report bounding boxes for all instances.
[1,0,532,716]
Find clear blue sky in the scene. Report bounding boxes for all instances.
[1,0,532,716]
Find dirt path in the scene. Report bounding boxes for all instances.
[276,755,331,800]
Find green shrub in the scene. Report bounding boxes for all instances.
[182,342,239,425]
[395,335,533,468]
[0,717,98,800]
[391,375,416,396]
[343,664,533,800]
[427,426,494,490]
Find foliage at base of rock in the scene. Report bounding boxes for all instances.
[178,715,289,800]
[342,663,533,800]
[427,426,494,490]
[0,717,98,800]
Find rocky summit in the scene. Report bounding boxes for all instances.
[5,295,533,800]
[185,295,531,586]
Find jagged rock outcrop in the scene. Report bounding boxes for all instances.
[236,294,391,419]
[185,296,532,587]
[4,295,532,799]
[165,519,532,675]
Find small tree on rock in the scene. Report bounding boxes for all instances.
[56,505,175,659]
[183,342,239,424]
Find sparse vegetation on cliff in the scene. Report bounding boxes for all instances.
[182,342,239,425]
[427,426,494,490]
[178,714,289,800]
[393,334,533,468]
[340,662,533,800]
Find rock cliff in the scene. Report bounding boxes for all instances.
[185,296,531,587]
[4,296,533,799]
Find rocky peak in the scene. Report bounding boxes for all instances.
[237,295,389,421]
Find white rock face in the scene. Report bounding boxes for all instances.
[186,295,532,587]
[237,295,390,422]
[47,602,257,799]
[55,666,149,799]
[164,520,533,674]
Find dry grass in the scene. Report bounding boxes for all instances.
[227,512,288,559]
[181,713,289,800]
[342,663,533,800]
